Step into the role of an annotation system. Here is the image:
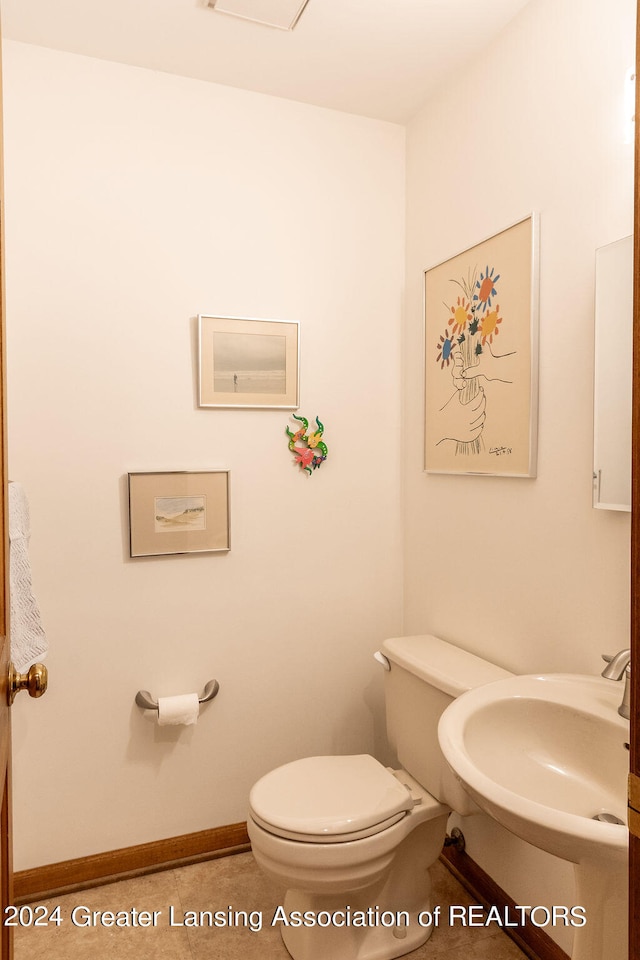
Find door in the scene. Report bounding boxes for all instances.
[0,25,11,959]
[631,3,640,955]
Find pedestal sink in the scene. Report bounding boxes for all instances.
[437,674,629,960]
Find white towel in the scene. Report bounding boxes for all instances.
[9,483,48,672]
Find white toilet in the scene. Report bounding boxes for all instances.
[248,635,512,960]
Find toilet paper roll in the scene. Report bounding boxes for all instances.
[157,693,199,726]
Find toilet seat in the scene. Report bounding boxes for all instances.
[249,754,415,844]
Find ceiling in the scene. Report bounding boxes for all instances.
[0,0,532,123]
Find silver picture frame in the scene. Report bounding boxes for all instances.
[128,470,231,558]
[423,214,539,478]
[198,314,300,409]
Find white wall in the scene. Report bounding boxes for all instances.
[2,41,405,870]
[404,0,633,669]
[403,0,634,950]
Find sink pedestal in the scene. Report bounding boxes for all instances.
[572,857,628,960]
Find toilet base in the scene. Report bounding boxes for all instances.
[273,817,446,960]
[279,894,434,960]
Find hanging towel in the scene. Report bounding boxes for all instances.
[9,483,48,672]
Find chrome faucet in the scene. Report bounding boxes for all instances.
[601,649,631,719]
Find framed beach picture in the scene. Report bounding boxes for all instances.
[424,215,539,477]
[198,315,299,409]
[128,471,230,557]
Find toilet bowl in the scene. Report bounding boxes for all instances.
[248,635,513,960]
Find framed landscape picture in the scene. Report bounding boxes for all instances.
[128,470,230,557]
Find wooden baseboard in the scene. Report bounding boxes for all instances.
[13,820,570,960]
[440,845,571,960]
[13,822,250,904]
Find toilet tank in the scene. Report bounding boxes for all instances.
[380,635,513,811]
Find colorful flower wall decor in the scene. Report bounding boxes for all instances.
[424,216,539,478]
[286,415,328,475]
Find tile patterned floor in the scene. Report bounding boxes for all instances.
[14,851,529,959]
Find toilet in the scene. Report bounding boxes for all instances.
[248,635,512,960]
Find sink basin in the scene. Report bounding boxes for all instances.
[438,673,629,960]
[438,673,629,864]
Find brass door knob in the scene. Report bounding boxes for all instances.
[7,662,48,705]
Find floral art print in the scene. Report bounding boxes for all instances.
[424,217,538,477]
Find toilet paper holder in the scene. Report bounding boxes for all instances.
[135,679,220,712]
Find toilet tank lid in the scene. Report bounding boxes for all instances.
[381,635,513,698]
